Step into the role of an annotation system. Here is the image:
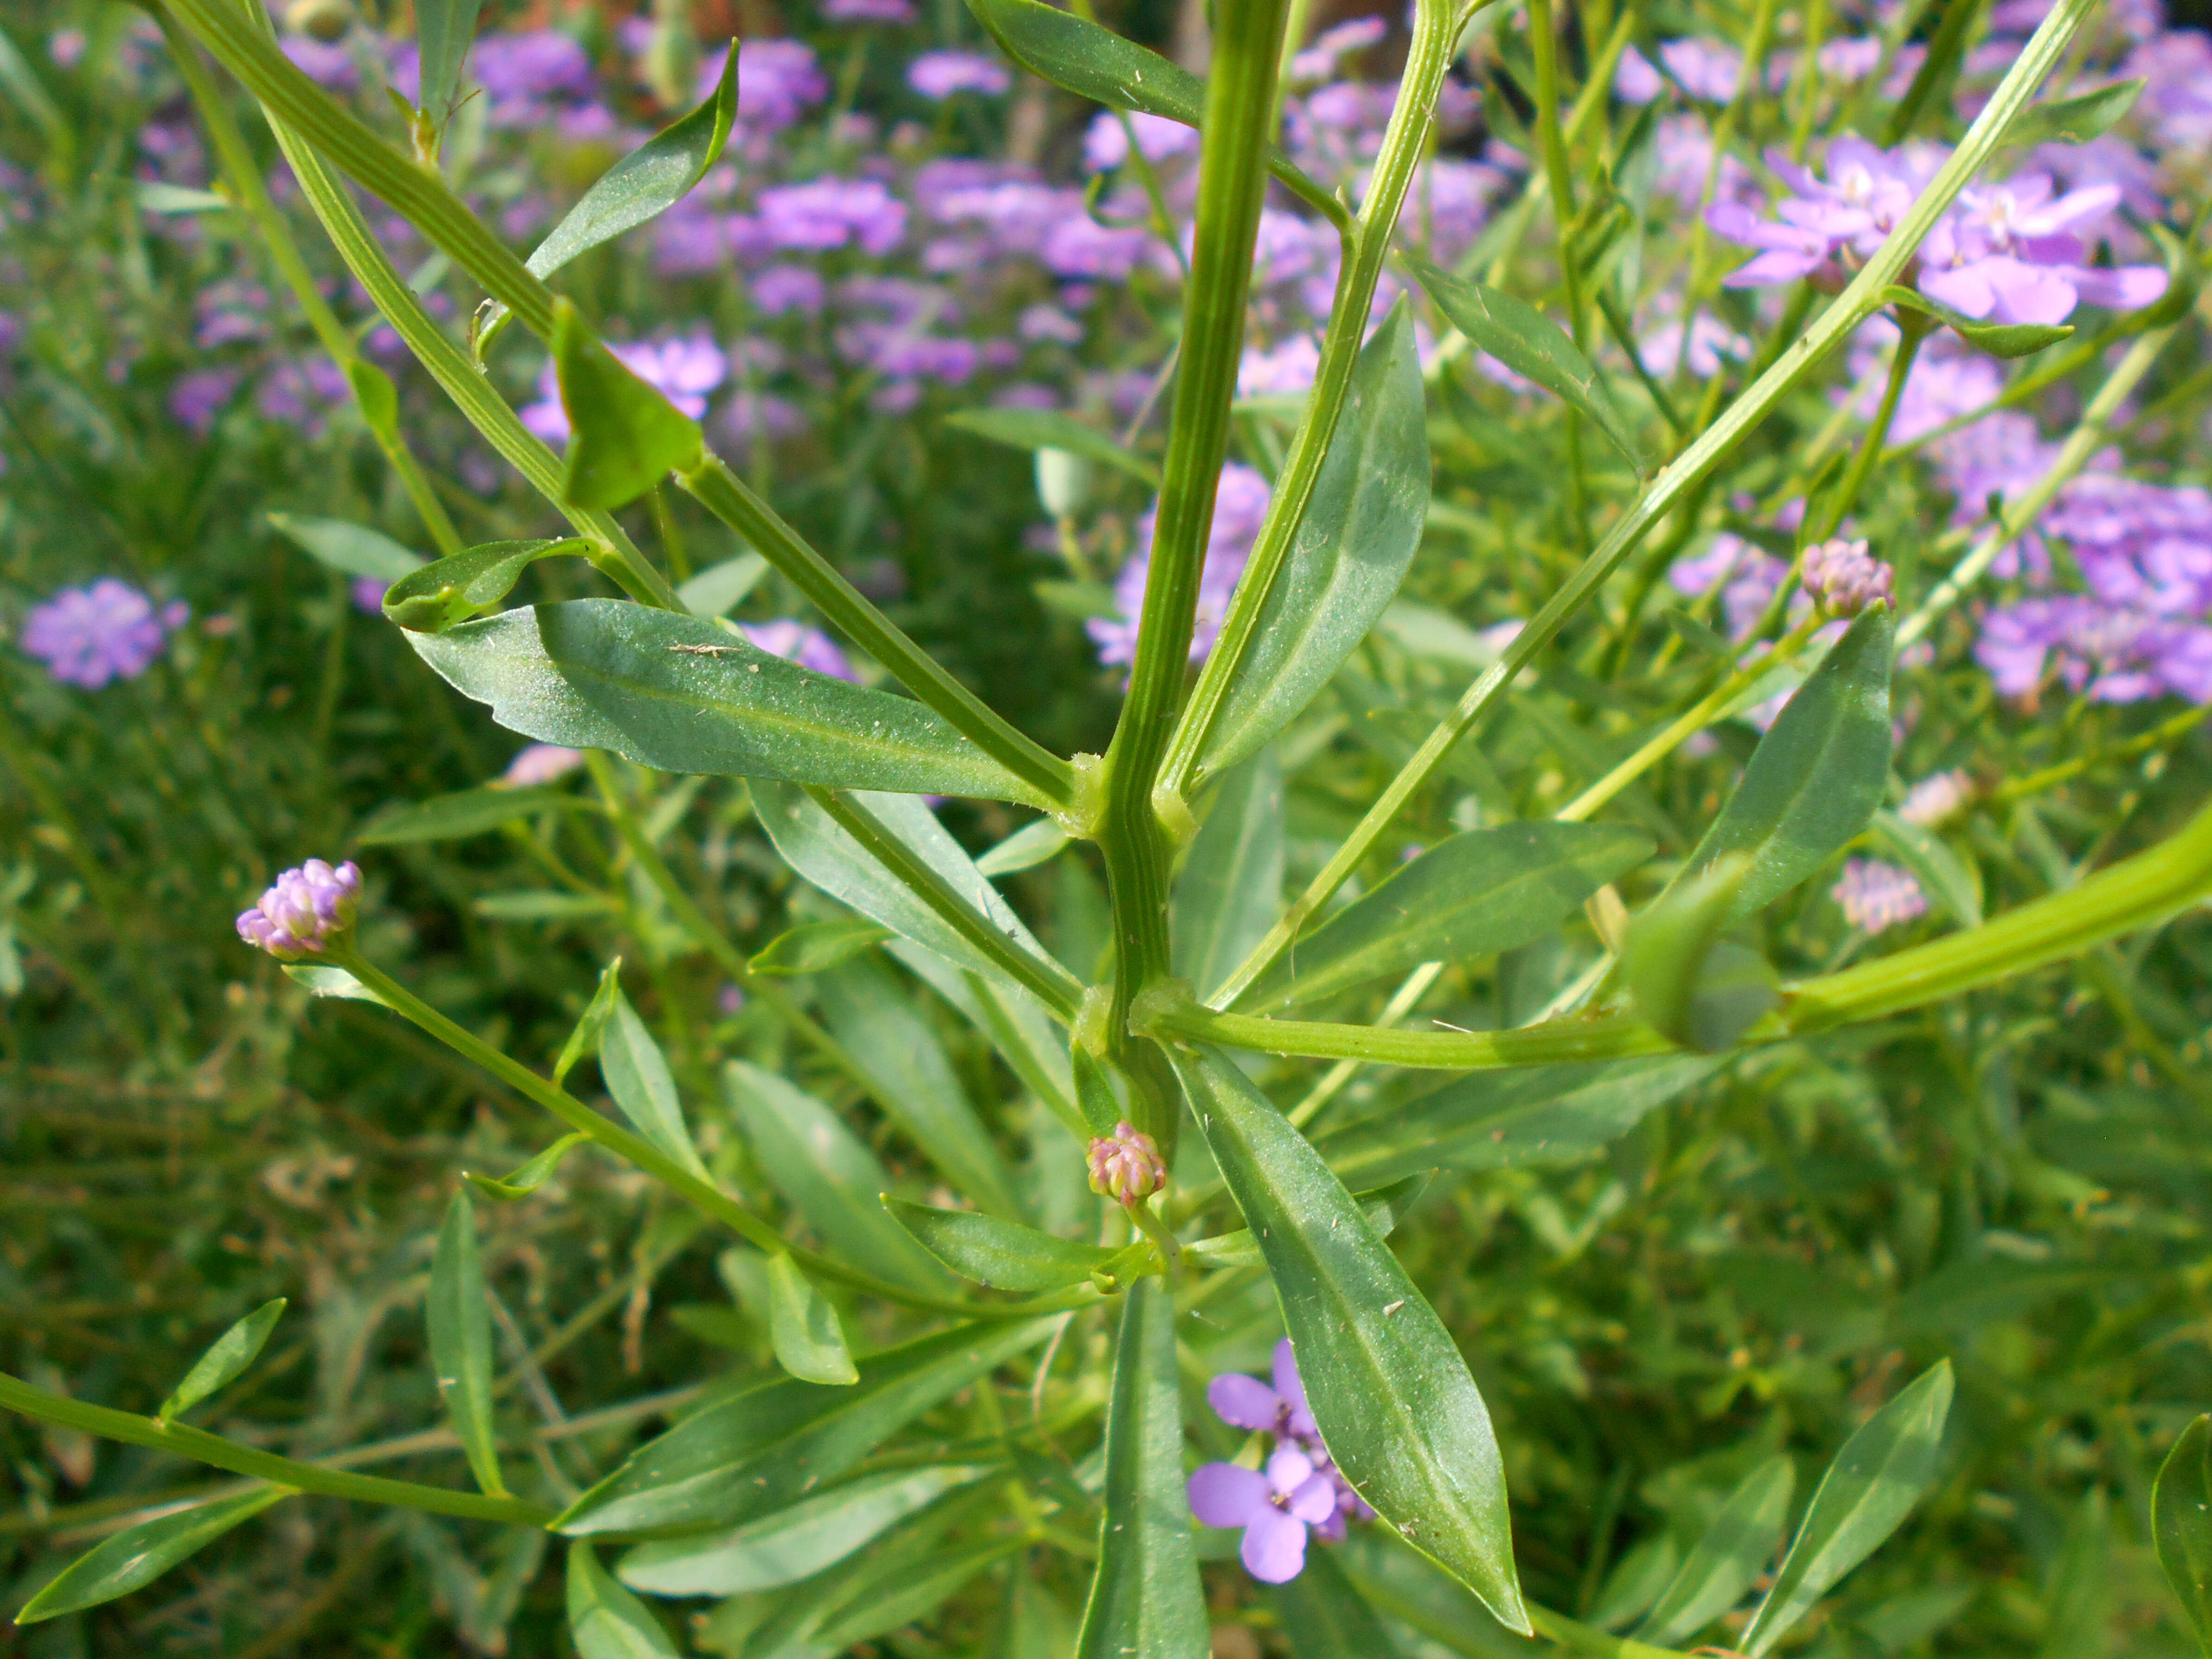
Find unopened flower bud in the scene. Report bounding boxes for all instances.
[1087,1121,1167,1206]
[1036,448,1093,519]
[1800,537,1894,619]
[237,859,362,960]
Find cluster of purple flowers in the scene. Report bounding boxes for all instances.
[1188,1340,1373,1582]
[1832,858,1930,934]
[1088,463,1273,670]
[17,580,188,688]
[236,859,363,959]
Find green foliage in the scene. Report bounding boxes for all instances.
[157,1297,287,1423]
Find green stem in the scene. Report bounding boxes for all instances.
[1201,0,2101,1011]
[1528,0,1591,542]
[676,456,1073,807]
[1994,703,2212,804]
[1807,308,1931,543]
[0,1371,551,1526]
[1529,1604,1694,1658]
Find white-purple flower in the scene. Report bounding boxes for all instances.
[1899,770,1974,828]
[906,50,1010,99]
[19,579,189,688]
[1831,859,1929,934]
[500,744,587,788]
[1208,1339,1320,1442]
[237,859,363,960]
[1801,537,1895,617]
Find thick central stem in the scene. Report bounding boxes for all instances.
[1095,0,1291,1143]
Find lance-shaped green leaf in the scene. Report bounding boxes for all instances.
[884,1197,1126,1291]
[1871,808,1982,927]
[381,539,589,633]
[466,1132,591,1203]
[2007,75,2144,147]
[724,1061,959,1295]
[2155,1415,2212,1655]
[766,1251,858,1386]
[1072,1045,1123,1138]
[14,1486,293,1624]
[411,600,1047,804]
[1406,256,1646,473]
[1269,1546,1401,1659]
[1245,822,1651,1011]
[619,1464,994,1595]
[598,983,709,1180]
[676,552,767,617]
[429,1190,507,1498]
[1172,1047,1530,1631]
[555,1318,1055,1534]
[268,512,426,581]
[1622,853,1780,1053]
[965,0,1343,226]
[1675,606,1894,923]
[819,956,1026,1218]
[556,959,624,1085]
[1319,1057,1724,1191]
[947,406,1161,488]
[755,782,1074,999]
[415,0,485,120]
[1187,1173,1428,1269]
[347,359,402,439]
[553,298,704,510]
[568,1543,680,1659]
[1199,302,1432,783]
[749,915,893,976]
[1740,1360,1954,1656]
[978,817,1071,877]
[1075,1278,1207,1659]
[1637,1455,1795,1647]
[1882,284,2074,358]
[1173,748,1285,1006]
[158,1298,287,1423]
[358,784,584,846]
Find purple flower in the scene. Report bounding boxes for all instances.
[1659,38,1743,102]
[169,367,242,435]
[519,335,727,444]
[741,620,854,681]
[1831,859,1929,933]
[1899,770,1974,827]
[823,0,917,20]
[730,41,827,134]
[907,50,1010,98]
[1240,335,1322,397]
[1671,535,1791,639]
[350,576,390,614]
[1917,175,2166,324]
[1086,1122,1167,1204]
[1801,537,1895,617]
[1208,1339,1320,1442]
[1977,597,2212,704]
[500,744,586,787]
[1639,310,1750,378]
[1289,17,1387,82]
[19,580,187,688]
[1082,110,1199,172]
[1041,214,1166,281]
[237,859,363,959]
[1091,463,1273,668]
[723,391,807,450]
[750,178,907,256]
[282,35,358,89]
[1189,1445,1339,1582]
[1616,45,1663,102]
[470,31,596,126]
[1018,303,1086,344]
[256,358,350,431]
[753,264,827,316]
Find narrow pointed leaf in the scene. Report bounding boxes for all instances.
[429,1190,506,1498]
[1075,1278,1207,1659]
[556,959,623,1085]
[1269,1545,1401,1658]
[765,1252,858,1385]
[1406,256,1646,473]
[2009,75,2146,145]
[1246,822,1652,1011]
[268,512,426,581]
[1200,302,1431,782]
[1072,1044,1124,1139]
[1882,285,2075,357]
[1623,853,1780,1053]
[14,1486,292,1623]
[1173,1046,1530,1631]
[1675,605,1894,924]
[977,817,1072,876]
[1637,1456,1795,1646]
[748,915,893,976]
[467,1132,591,1203]
[1871,809,1982,927]
[158,1298,287,1423]
[416,0,486,119]
[382,539,589,634]
[598,984,709,1180]
[884,1197,1125,1290]
[346,359,401,438]
[2154,1415,2212,1653]
[567,1543,680,1659]
[947,407,1161,488]
[553,299,704,509]
[358,784,583,846]
[676,552,768,617]
[1173,748,1285,1003]
[1187,1173,1428,1268]
[1740,1360,1954,1656]
[555,1319,1055,1534]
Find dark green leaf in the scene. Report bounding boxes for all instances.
[817,1536,1025,1650]
[466,1132,590,1202]
[415,0,485,118]
[1246,822,1651,1011]
[2155,1416,2212,1655]
[748,915,893,976]
[381,539,588,633]
[567,1543,680,1659]
[1173,1047,1530,1631]
[597,982,708,1180]
[357,784,581,845]
[946,407,1161,487]
[888,940,1084,1138]
[1740,1360,1954,1656]
[553,298,704,510]
[2008,76,2144,146]
[1871,809,1982,927]
[1173,748,1285,1003]
[1270,1545,1402,1658]
[411,600,1046,804]
[675,551,768,617]
[1637,1455,1795,1646]
[1676,604,1893,922]
[883,1197,1125,1290]
[1075,1278,1208,1659]
[766,1252,857,1385]
[1199,301,1432,781]
[14,1487,292,1623]
[1319,1057,1724,1190]
[618,1464,993,1595]
[723,1060,959,1295]
[555,1319,1055,1534]
[1622,853,1780,1053]
[1406,256,1646,473]
[556,959,623,1085]
[268,512,426,581]
[158,1298,287,1422]
[429,1190,506,1497]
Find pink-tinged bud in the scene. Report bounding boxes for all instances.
[237,859,362,960]
[1800,537,1894,619]
[1087,1121,1167,1205]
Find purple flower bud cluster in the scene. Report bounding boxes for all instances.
[237,859,362,960]
[1831,858,1929,934]
[1085,1121,1167,1205]
[1090,463,1273,669]
[18,580,189,688]
[1899,769,1975,828]
[1188,1340,1374,1582]
[1801,537,1895,617]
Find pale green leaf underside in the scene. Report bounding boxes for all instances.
[15,1487,292,1623]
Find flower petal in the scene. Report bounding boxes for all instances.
[1288,1472,1339,1525]
[1208,1372,1283,1432]
[1266,1444,1317,1495]
[1188,1462,1270,1528]
[1241,1507,1310,1583]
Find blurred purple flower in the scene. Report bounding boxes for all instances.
[1977,597,2212,704]
[1660,38,1743,101]
[350,576,390,614]
[1899,769,1974,828]
[907,50,1010,98]
[472,30,596,125]
[1639,309,1750,378]
[282,35,358,89]
[751,178,907,255]
[730,41,827,134]
[256,358,351,431]
[169,368,242,435]
[754,264,827,316]
[1082,110,1199,172]
[1091,462,1272,667]
[19,580,188,688]
[742,620,855,680]
[1671,536,1791,639]
[1240,334,1321,397]
[1832,859,1928,933]
[519,335,727,444]
[1017,303,1086,344]
[1041,214,1163,281]
[824,0,918,21]
[1616,45,1663,102]
[1289,17,1387,82]
[501,744,587,787]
